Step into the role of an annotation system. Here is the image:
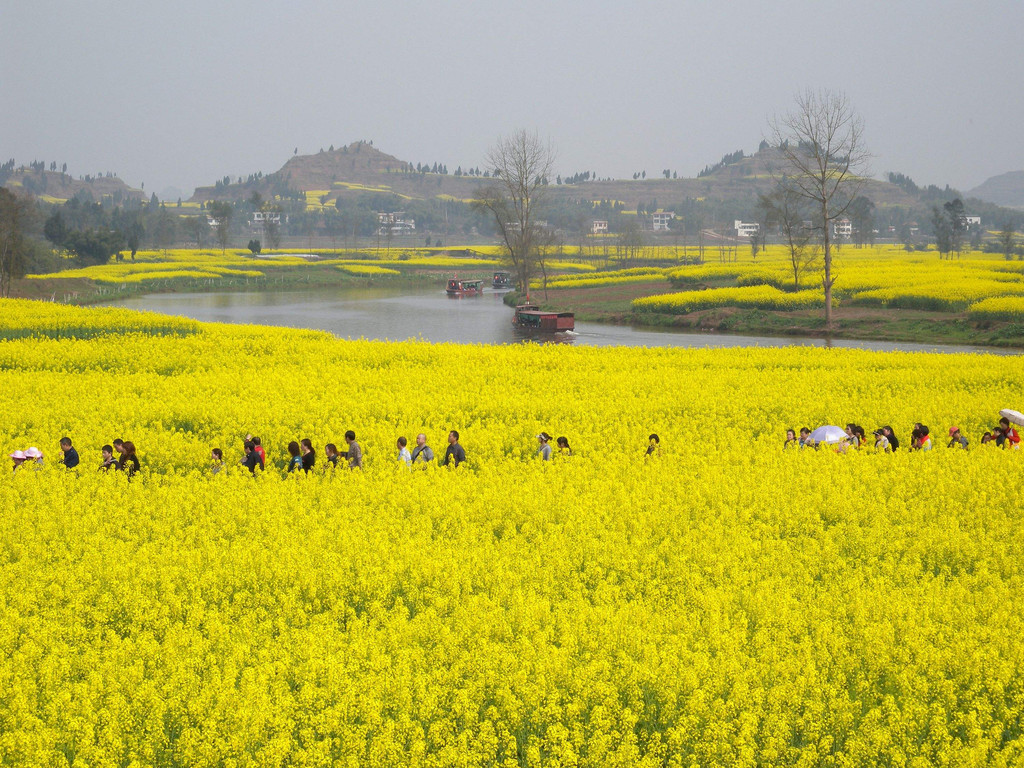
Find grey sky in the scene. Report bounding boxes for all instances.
[3,0,1022,197]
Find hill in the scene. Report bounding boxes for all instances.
[188,142,920,213]
[968,171,1024,209]
[1,165,145,205]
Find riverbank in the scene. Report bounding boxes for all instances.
[10,263,497,306]
[512,282,1024,349]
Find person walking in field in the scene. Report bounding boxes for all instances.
[10,450,26,472]
[211,448,225,474]
[442,430,466,467]
[343,431,362,468]
[98,445,117,471]
[882,426,900,451]
[411,433,434,465]
[998,417,1020,448]
[300,438,316,472]
[948,426,969,450]
[286,441,303,473]
[556,436,572,456]
[397,436,412,466]
[25,447,44,467]
[325,443,340,468]
[646,434,661,457]
[118,441,140,478]
[784,429,799,449]
[536,432,552,461]
[872,429,891,452]
[59,437,79,469]
[242,440,264,474]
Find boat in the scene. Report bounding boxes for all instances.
[512,304,575,331]
[492,271,514,289]
[446,278,484,296]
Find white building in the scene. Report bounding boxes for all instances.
[964,215,982,230]
[833,218,852,238]
[592,220,608,235]
[377,211,416,235]
[652,211,674,231]
[734,220,760,238]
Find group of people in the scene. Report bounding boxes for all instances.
[220,430,469,475]
[784,416,1022,452]
[9,437,140,476]
[10,428,669,478]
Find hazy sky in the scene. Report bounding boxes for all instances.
[4,0,1022,198]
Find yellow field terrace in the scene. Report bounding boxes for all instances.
[2,299,1024,766]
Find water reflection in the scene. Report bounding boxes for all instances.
[103,286,1018,355]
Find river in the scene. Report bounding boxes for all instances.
[104,285,1016,354]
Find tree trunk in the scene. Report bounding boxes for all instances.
[823,218,833,331]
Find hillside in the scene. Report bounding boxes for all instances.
[968,171,1024,209]
[1,167,145,205]
[188,142,921,212]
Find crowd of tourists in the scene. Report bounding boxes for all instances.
[24,415,1023,477]
[783,415,1021,452]
[218,430,468,475]
[8,437,141,475]
[10,429,671,476]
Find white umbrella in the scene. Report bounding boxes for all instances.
[809,425,847,444]
[999,409,1024,426]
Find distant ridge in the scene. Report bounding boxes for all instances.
[968,171,1024,209]
[187,142,920,211]
[1,166,144,204]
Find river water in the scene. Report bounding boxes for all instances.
[104,285,1016,354]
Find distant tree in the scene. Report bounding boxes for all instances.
[930,205,952,258]
[248,239,262,255]
[0,189,32,296]
[759,186,816,289]
[848,195,875,247]
[769,88,868,330]
[207,201,234,253]
[944,198,966,258]
[153,207,177,253]
[999,222,1016,261]
[472,130,555,291]
[61,229,124,266]
[125,213,144,259]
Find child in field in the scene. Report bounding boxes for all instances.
[211,448,224,474]
[556,436,572,456]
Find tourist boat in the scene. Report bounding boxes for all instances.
[445,278,484,296]
[492,271,514,289]
[512,304,575,331]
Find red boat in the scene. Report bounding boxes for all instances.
[512,304,575,331]
[446,278,484,296]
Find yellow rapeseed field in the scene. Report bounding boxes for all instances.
[2,299,1024,765]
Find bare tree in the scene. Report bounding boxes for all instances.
[769,89,868,330]
[758,186,817,288]
[473,130,554,292]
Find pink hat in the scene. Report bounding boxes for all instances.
[24,447,42,458]
[10,450,26,459]
[949,426,960,436]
